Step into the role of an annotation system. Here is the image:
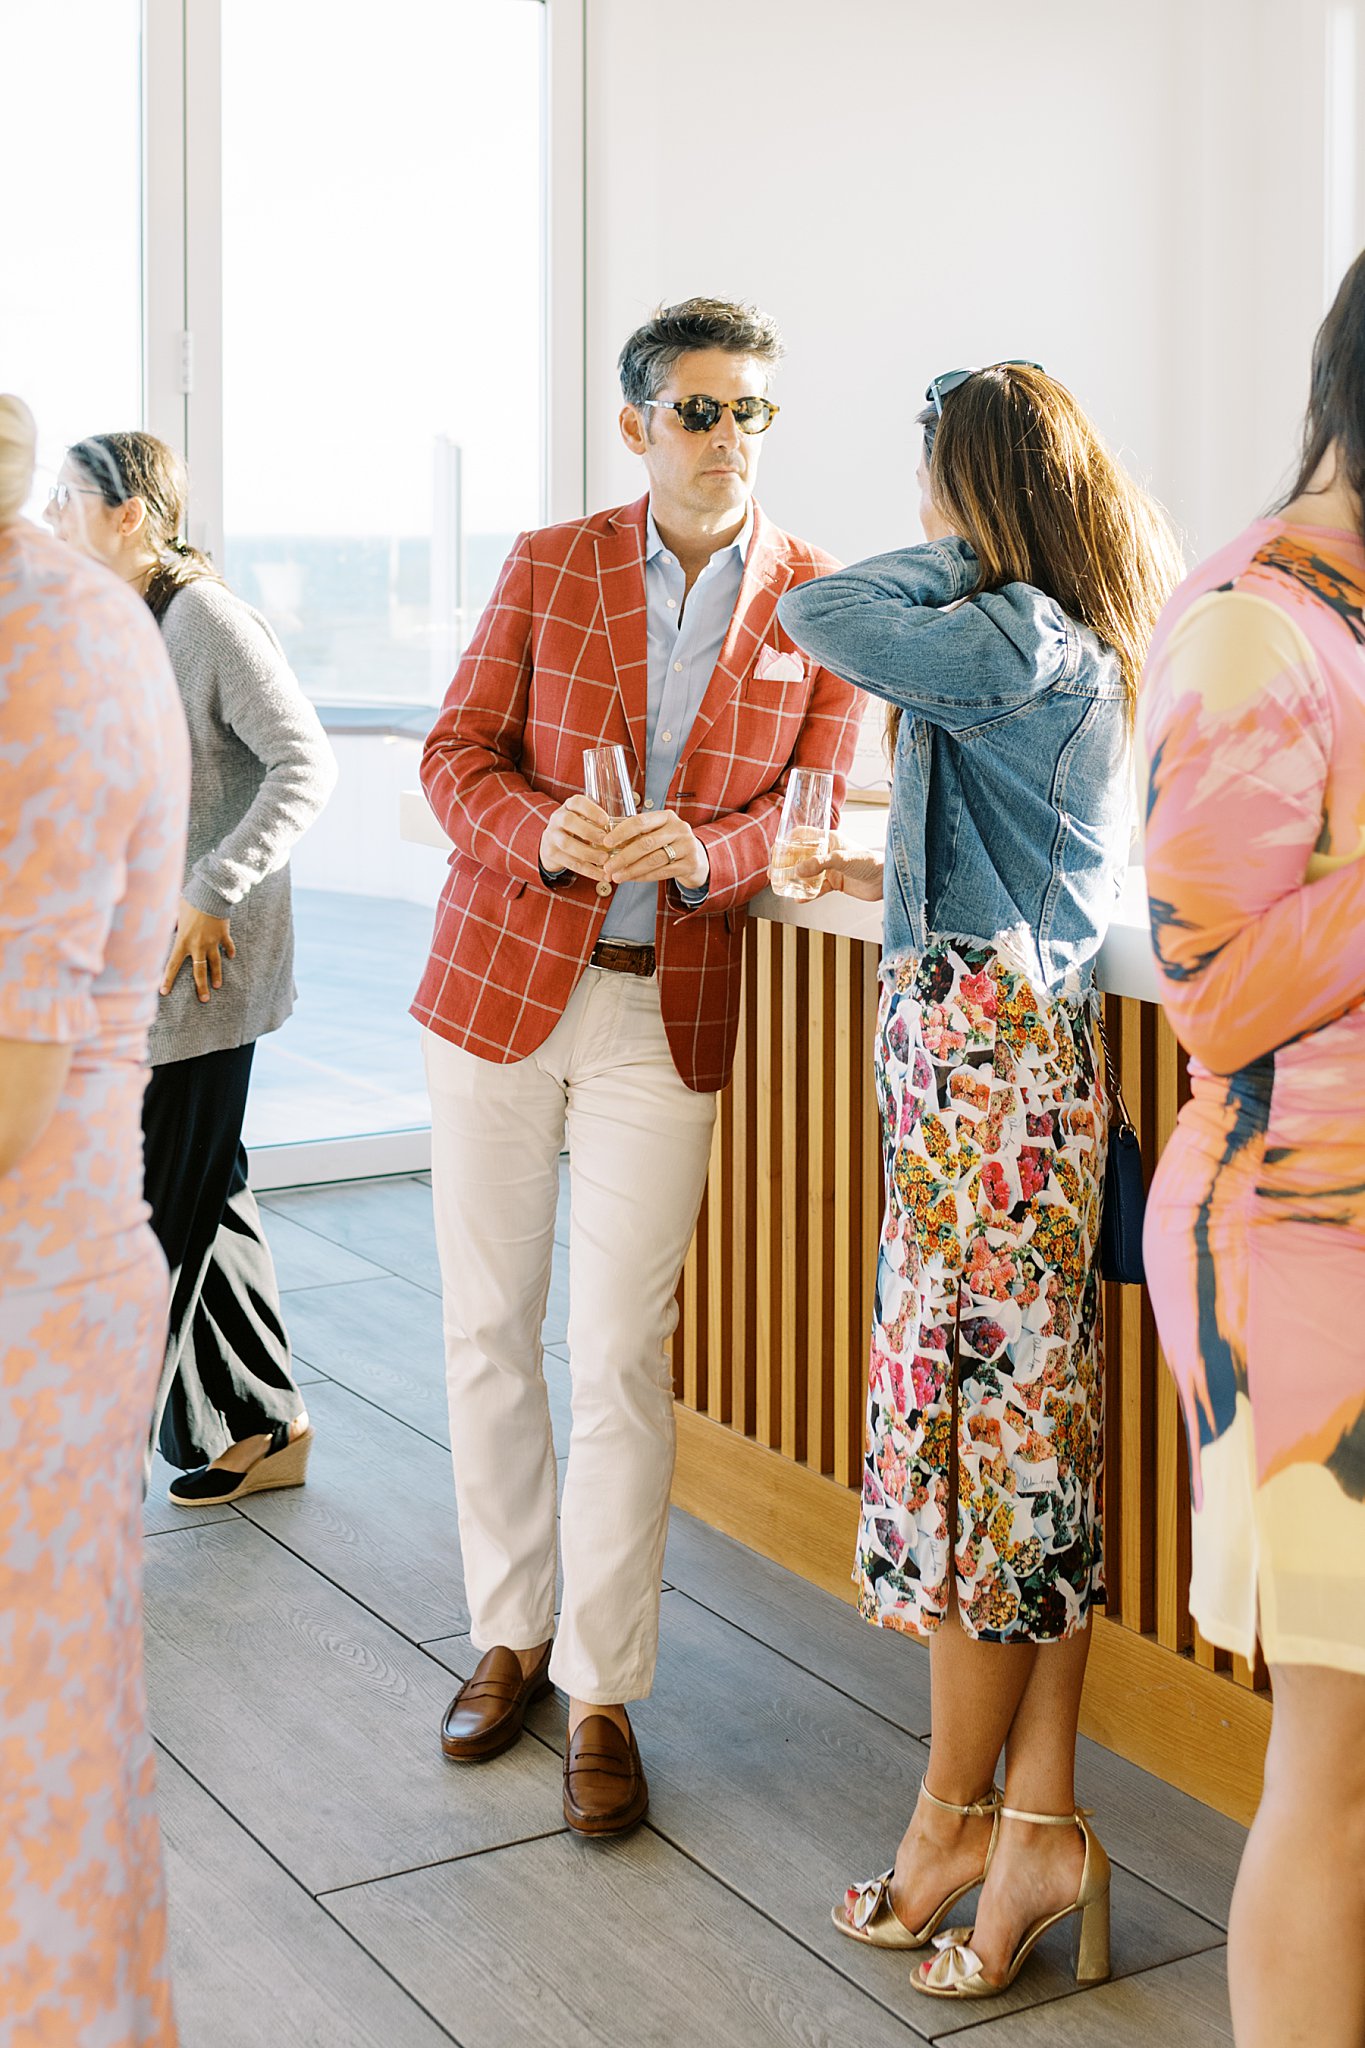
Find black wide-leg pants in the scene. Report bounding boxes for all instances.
[142,1041,302,1470]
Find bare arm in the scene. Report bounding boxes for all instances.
[0,1039,73,1179]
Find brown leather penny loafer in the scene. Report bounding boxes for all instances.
[440,1643,554,1762]
[563,1713,649,1836]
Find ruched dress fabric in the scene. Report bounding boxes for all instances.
[1142,521,1365,1676]
[0,524,188,2045]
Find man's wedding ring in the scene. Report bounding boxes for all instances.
[663,842,677,863]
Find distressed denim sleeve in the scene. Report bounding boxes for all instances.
[777,536,1070,731]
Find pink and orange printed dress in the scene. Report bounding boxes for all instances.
[1142,519,1365,1676]
[1,522,188,2044]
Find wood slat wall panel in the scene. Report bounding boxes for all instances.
[1153,1008,1191,1651]
[670,926,1269,1801]
[779,925,802,1461]
[735,946,759,1438]
[859,946,883,1489]
[831,940,858,1483]
[806,934,837,1474]
[1108,993,1156,1636]
[754,927,779,1446]
[705,1069,728,1426]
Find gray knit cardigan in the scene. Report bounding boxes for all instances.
[150,578,337,1066]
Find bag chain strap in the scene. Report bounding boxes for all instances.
[1096,1009,1136,1139]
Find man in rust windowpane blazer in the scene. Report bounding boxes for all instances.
[413,298,859,1835]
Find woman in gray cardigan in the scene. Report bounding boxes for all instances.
[46,432,337,1504]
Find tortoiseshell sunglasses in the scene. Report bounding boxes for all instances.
[641,394,780,435]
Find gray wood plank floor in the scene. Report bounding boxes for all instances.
[146,1172,1242,2048]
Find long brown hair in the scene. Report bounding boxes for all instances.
[891,366,1181,748]
[68,430,221,623]
[1279,246,1365,542]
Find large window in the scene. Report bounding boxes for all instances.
[220,0,544,711]
[3,2,143,505]
[220,0,546,1160]
[3,0,560,1181]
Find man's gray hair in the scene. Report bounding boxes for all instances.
[618,297,784,408]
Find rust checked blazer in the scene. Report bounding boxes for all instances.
[412,494,861,1094]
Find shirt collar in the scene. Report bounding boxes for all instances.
[645,502,755,573]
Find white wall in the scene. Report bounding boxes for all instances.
[581,0,1365,568]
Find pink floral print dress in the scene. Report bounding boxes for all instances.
[0,523,188,2045]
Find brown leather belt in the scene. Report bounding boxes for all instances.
[590,940,657,978]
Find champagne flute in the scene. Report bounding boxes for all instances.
[583,744,637,897]
[768,766,834,902]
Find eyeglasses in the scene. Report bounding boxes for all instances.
[641,394,780,435]
[47,482,107,510]
[925,361,1044,416]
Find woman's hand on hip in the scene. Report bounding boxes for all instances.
[789,835,885,901]
[161,896,236,1002]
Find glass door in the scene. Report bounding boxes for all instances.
[219,0,547,1168]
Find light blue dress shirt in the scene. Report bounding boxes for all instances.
[600,502,753,944]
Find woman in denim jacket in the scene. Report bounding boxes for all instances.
[780,365,1179,2004]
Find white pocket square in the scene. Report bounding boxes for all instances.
[754,646,806,684]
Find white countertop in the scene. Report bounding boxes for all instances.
[400,791,1160,1005]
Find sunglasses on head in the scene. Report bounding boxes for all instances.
[641,393,780,435]
[925,360,1044,416]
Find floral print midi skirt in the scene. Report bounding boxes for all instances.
[857,938,1108,1644]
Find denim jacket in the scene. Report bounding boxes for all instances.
[778,537,1131,996]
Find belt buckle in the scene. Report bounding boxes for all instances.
[593,940,655,978]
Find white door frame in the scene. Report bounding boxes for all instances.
[141,0,188,458]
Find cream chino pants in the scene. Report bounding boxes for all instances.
[423,968,718,1703]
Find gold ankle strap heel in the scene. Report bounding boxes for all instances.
[920,1781,1003,1820]
[833,1783,1002,1951]
[911,1807,1111,2001]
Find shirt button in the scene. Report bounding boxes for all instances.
[673,661,683,673]
[643,798,655,809]
[661,730,672,744]
[666,598,677,610]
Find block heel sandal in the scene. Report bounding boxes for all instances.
[912,1807,1111,2000]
